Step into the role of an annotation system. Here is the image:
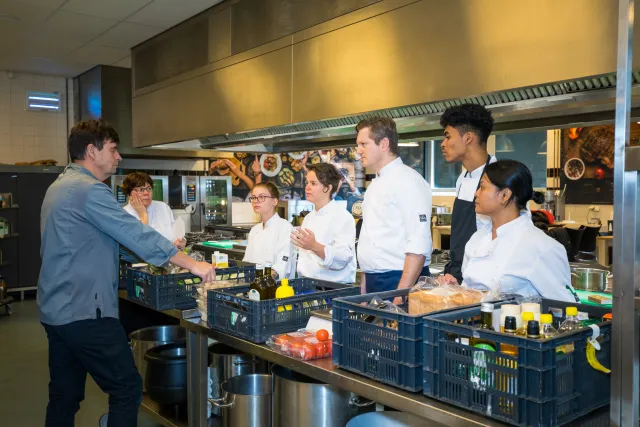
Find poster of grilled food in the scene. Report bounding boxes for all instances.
[209,148,362,202]
[560,124,640,204]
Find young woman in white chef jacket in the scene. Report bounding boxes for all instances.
[243,182,296,279]
[439,160,578,302]
[291,163,357,284]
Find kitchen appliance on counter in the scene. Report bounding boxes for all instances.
[168,176,200,232]
[199,176,232,230]
[110,175,169,206]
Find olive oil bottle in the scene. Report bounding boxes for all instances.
[248,265,269,301]
[264,263,278,299]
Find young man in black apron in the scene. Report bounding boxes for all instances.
[439,104,496,283]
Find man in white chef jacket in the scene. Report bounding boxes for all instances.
[440,104,497,284]
[356,116,432,295]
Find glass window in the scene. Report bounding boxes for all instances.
[495,131,547,188]
[430,141,462,189]
[398,142,426,176]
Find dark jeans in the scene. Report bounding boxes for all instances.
[42,315,142,427]
[365,266,431,293]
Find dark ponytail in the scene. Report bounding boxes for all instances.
[532,191,545,205]
[484,160,540,210]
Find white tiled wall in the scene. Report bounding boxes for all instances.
[0,71,70,166]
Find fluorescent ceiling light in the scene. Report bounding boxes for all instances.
[399,142,419,147]
[26,91,60,112]
[28,96,58,102]
[29,104,59,110]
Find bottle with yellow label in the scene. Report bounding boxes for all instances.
[275,278,295,312]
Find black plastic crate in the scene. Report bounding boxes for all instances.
[127,265,254,311]
[331,288,483,392]
[208,279,359,343]
[422,300,611,426]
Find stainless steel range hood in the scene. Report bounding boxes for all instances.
[133,0,640,150]
[146,71,640,153]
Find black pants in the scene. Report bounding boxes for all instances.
[42,316,142,427]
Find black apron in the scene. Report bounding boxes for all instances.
[444,155,492,283]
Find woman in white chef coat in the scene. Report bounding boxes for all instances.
[243,182,295,279]
[122,172,186,249]
[439,160,578,302]
[291,163,357,284]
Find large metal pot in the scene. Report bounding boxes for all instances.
[129,325,186,391]
[209,374,272,427]
[570,267,609,292]
[209,343,268,416]
[272,365,375,427]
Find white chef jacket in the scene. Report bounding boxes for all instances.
[296,200,356,284]
[124,201,179,243]
[461,212,576,302]
[455,155,497,230]
[243,213,295,279]
[358,157,432,273]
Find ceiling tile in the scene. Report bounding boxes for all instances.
[112,55,132,68]
[125,0,223,28]
[70,44,130,66]
[0,0,55,26]
[61,0,152,21]
[43,10,118,41]
[9,0,66,9]
[93,22,162,49]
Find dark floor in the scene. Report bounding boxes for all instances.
[0,299,162,427]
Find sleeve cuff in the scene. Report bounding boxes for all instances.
[317,244,334,268]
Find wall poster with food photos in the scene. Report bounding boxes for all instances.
[209,148,365,212]
[560,124,640,204]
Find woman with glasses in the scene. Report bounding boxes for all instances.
[122,172,187,249]
[291,163,356,284]
[243,182,295,279]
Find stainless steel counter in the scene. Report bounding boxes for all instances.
[119,292,610,427]
[179,316,508,427]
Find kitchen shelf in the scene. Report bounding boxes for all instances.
[140,395,219,427]
[0,234,18,240]
[0,206,18,211]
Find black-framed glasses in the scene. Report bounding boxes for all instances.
[132,187,153,193]
[248,195,276,203]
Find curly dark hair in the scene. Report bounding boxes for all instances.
[439,104,494,144]
[68,119,120,161]
[121,172,153,196]
[253,182,280,199]
[308,163,342,196]
[355,116,399,155]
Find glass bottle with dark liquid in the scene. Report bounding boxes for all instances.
[248,265,268,301]
[264,263,278,299]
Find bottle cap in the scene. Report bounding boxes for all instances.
[504,316,517,332]
[265,262,272,267]
[281,278,289,286]
[256,264,264,269]
[521,312,534,322]
[527,320,540,337]
[566,307,578,316]
[481,302,494,312]
[540,314,553,324]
